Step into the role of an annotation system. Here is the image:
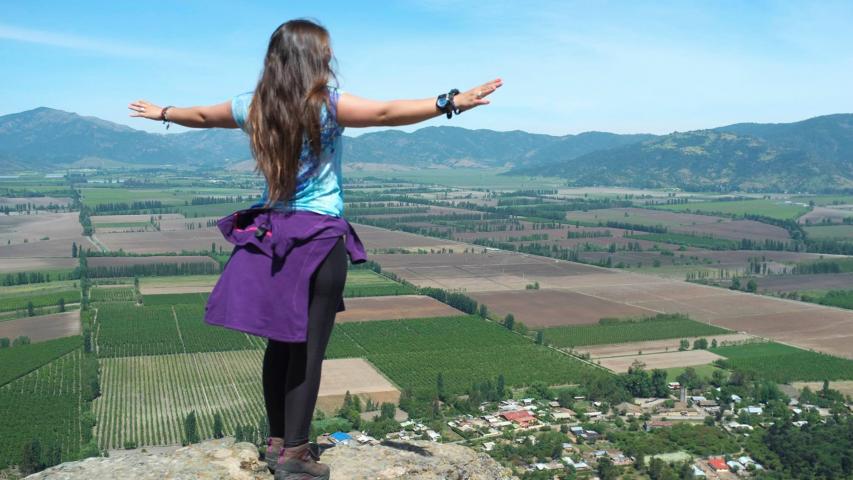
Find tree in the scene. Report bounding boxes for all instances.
[58,297,65,312]
[746,279,757,293]
[213,412,224,439]
[496,374,506,400]
[478,303,488,318]
[730,277,741,290]
[711,338,718,348]
[27,301,35,317]
[678,339,689,351]
[436,373,445,401]
[235,424,244,442]
[72,241,78,258]
[692,338,708,350]
[504,313,515,330]
[535,330,545,345]
[597,457,618,480]
[380,402,396,420]
[184,411,200,445]
[0,337,9,348]
[20,439,43,475]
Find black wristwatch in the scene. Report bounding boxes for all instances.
[436,88,461,119]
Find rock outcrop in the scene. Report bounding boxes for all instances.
[26,438,516,480]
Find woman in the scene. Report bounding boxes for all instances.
[129,18,500,480]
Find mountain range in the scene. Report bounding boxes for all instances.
[1,107,851,192]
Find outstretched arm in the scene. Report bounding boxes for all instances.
[337,78,502,128]
[127,100,238,129]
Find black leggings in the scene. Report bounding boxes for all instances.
[262,237,347,447]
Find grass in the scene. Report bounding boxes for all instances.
[657,198,810,221]
[712,342,853,382]
[543,314,731,348]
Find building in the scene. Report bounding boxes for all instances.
[501,409,537,427]
[707,457,729,472]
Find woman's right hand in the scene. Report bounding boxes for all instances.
[453,78,503,113]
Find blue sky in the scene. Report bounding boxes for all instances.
[2,0,852,136]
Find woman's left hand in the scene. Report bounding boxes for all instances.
[453,78,503,112]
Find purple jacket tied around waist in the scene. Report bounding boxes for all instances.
[204,208,367,343]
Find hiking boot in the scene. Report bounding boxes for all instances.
[263,437,284,473]
[274,442,330,480]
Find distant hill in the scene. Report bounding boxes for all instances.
[510,114,853,192]
[0,107,250,169]
[1,107,851,192]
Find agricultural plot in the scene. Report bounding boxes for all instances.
[799,206,853,225]
[657,199,810,221]
[138,274,219,295]
[578,333,755,358]
[542,315,730,348]
[89,286,136,303]
[0,311,81,343]
[472,290,657,327]
[597,350,724,374]
[143,292,209,305]
[325,315,608,396]
[352,223,464,251]
[95,230,230,255]
[0,335,81,387]
[94,351,399,449]
[755,273,853,293]
[804,224,853,240]
[344,270,416,297]
[87,255,218,269]
[93,349,266,449]
[0,211,88,258]
[336,295,462,323]
[712,342,853,382]
[95,302,258,357]
[0,349,85,469]
[0,288,80,312]
[95,304,183,357]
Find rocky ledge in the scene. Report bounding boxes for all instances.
[26,438,516,480]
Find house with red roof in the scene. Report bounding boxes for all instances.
[500,409,536,427]
[707,457,729,472]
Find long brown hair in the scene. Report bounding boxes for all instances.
[248,19,337,205]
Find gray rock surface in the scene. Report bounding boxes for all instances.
[26,438,516,480]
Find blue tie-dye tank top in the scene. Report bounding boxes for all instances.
[231,87,345,217]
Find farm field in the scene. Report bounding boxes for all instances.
[0,349,87,469]
[471,290,658,327]
[755,273,853,293]
[657,199,810,220]
[0,311,81,343]
[799,206,853,225]
[138,275,220,295]
[664,364,725,383]
[0,288,80,312]
[577,333,755,358]
[0,212,87,259]
[344,269,416,297]
[95,352,399,450]
[596,350,724,373]
[712,342,853,382]
[95,229,230,254]
[353,223,464,251]
[87,255,217,268]
[804,224,853,240]
[89,286,137,303]
[0,335,82,386]
[366,228,853,358]
[336,295,462,322]
[791,380,853,398]
[542,315,730,348]
[325,315,608,395]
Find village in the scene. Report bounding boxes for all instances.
[315,379,849,480]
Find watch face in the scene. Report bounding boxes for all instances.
[437,97,448,108]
